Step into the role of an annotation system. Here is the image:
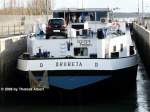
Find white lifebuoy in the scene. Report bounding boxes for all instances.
[112,22,120,28]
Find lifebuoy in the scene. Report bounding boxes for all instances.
[112,22,120,28]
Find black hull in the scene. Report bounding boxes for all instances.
[18,65,138,90]
[54,65,138,91]
[1,65,138,105]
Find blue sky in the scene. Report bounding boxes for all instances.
[54,0,150,12]
[0,0,150,12]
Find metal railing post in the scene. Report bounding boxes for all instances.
[19,25,20,34]
[0,26,1,36]
[32,24,34,33]
[14,24,15,35]
[1,25,3,36]
[8,25,9,35]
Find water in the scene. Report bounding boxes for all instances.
[0,57,150,112]
[136,62,150,112]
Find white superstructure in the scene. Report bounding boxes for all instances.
[18,22,137,71]
[17,8,138,89]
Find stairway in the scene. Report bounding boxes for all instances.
[60,43,67,57]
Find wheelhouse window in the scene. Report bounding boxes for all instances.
[74,48,88,56]
[113,46,116,52]
[120,44,123,52]
[48,19,64,25]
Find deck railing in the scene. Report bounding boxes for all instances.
[0,24,26,37]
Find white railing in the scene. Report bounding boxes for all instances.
[0,24,25,37]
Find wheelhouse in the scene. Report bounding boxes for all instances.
[52,8,112,24]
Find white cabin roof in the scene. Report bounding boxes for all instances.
[53,8,111,12]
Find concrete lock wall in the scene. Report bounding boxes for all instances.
[0,15,52,25]
[0,35,27,87]
[0,15,52,36]
[133,23,150,74]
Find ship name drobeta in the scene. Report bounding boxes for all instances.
[56,61,82,67]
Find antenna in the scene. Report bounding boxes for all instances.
[51,0,54,10]
[82,0,83,8]
[142,0,144,25]
[4,0,5,8]
[138,0,139,14]
[46,0,48,23]
[138,0,140,23]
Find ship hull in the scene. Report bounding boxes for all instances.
[18,65,138,90]
[17,55,138,90]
